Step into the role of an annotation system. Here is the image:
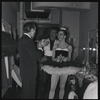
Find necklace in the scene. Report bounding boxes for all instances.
[58,43,68,49]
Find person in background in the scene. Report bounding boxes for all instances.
[43,27,60,58]
[39,27,60,99]
[18,21,45,99]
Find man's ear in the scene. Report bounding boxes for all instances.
[64,36,66,39]
[31,28,35,32]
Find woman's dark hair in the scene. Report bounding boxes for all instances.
[23,21,37,33]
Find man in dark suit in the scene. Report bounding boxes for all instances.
[18,22,44,99]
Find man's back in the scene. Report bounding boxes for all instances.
[18,35,37,80]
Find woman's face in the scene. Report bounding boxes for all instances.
[58,31,66,41]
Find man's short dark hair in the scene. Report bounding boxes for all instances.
[23,21,37,33]
[50,27,60,33]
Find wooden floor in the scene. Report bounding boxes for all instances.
[3,75,89,99]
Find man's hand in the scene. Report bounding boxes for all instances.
[37,39,46,48]
[38,39,49,48]
[41,56,47,62]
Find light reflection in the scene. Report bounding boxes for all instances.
[82,47,96,51]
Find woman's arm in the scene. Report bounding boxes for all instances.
[62,45,72,62]
[67,45,72,61]
[52,44,58,61]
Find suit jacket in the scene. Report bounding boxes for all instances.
[18,35,43,81]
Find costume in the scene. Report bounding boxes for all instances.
[41,44,82,75]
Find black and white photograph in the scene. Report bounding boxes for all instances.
[2,2,98,99]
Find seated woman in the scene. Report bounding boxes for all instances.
[41,27,82,99]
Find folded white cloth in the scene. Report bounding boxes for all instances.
[11,65,22,87]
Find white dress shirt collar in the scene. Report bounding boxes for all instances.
[24,33,31,39]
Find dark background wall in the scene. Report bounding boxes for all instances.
[2,2,19,28]
[79,2,98,56]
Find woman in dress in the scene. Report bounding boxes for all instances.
[49,28,72,99]
[41,27,82,99]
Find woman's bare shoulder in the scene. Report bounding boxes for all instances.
[67,44,72,50]
[53,43,59,50]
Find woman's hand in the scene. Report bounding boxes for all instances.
[62,57,68,62]
[62,57,71,62]
[41,56,47,62]
[54,56,60,62]
[52,57,61,62]
[56,54,62,63]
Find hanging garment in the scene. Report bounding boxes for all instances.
[2,31,17,56]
